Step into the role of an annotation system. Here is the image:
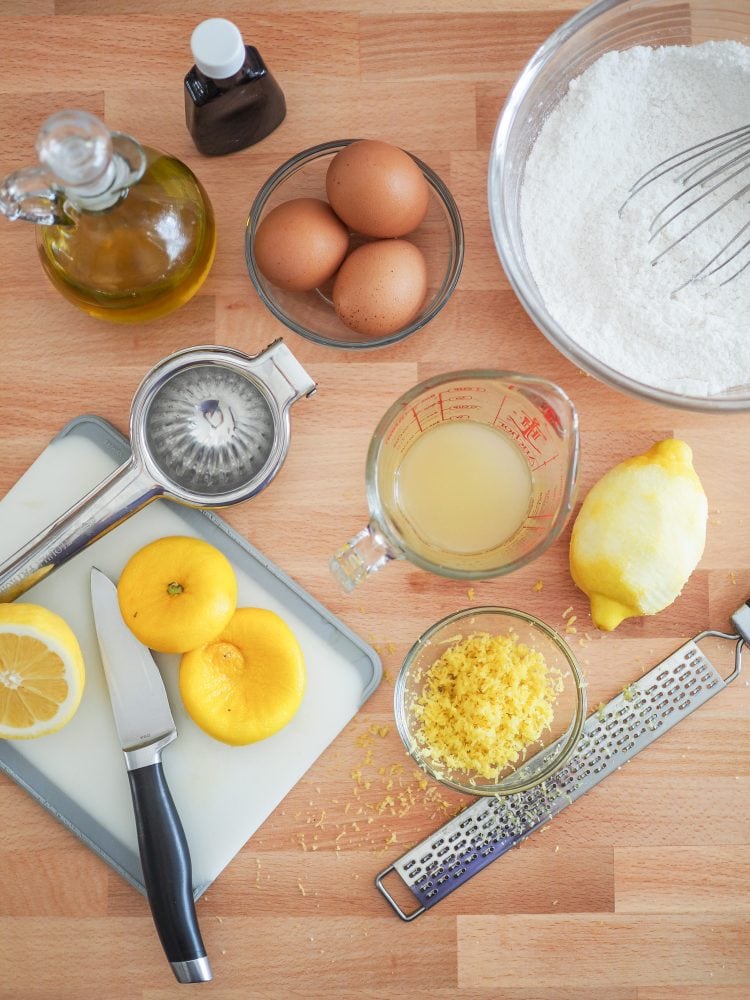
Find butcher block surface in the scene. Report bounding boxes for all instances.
[0,1,749,998]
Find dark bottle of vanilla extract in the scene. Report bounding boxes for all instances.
[184,18,286,157]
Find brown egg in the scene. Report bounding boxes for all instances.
[254,198,350,292]
[326,140,430,238]
[332,239,428,336]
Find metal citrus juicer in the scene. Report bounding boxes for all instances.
[0,340,315,601]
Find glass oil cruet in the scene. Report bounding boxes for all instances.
[0,109,216,323]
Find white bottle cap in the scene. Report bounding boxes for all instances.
[191,18,246,80]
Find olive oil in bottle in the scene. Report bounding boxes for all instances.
[1,110,216,323]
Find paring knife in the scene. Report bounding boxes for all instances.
[90,567,212,984]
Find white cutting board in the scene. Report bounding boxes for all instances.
[0,417,380,896]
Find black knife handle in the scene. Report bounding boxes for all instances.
[128,762,212,983]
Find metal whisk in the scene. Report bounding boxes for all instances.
[620,123,750,293]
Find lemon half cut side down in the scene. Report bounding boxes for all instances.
[117,535,238,654]
[180,607,306,746]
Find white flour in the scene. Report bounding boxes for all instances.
[519,42,750,398]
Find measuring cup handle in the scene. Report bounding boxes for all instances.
[0,459,161,602]
[330,522,401,593]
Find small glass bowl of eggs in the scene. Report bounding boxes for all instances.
[245,139,464,349]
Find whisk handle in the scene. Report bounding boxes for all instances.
[0,459,161,602]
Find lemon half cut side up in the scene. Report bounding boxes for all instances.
[0,603,86,739]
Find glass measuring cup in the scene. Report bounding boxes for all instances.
[331,371,578,591]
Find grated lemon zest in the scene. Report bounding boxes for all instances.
[412,631,562,780]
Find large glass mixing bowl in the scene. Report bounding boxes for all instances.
[488,0,750,412]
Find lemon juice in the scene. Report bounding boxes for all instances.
[394,420,532,554]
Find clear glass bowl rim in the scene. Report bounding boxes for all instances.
[245,138,465,350]
[394,605,588,796]
[487,0,750,412]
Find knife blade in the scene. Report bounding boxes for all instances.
[90,566,212,984]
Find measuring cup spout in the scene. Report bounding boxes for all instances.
[0,459,160,602]
[330,522,401,593]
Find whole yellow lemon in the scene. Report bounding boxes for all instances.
[569,439,707,631]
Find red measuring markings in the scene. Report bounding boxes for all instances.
[438,392,444,420]
[411,394,442,431]
[507,413,549,454]
[494,417,537,464]
[492,396,506,424]
[531,452,560,472]
[540,402,562,432]
[385,407,412,442]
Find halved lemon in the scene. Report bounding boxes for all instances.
[0,603,86,739]
[180,607,305,746]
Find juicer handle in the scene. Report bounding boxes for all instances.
[264,339,317,400]
[330,522,401,593]
[0,459,161,602]
[0,165,69,225]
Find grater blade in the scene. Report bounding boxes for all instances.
[376,629,743,920]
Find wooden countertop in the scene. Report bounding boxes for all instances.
[1,3,749,998]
